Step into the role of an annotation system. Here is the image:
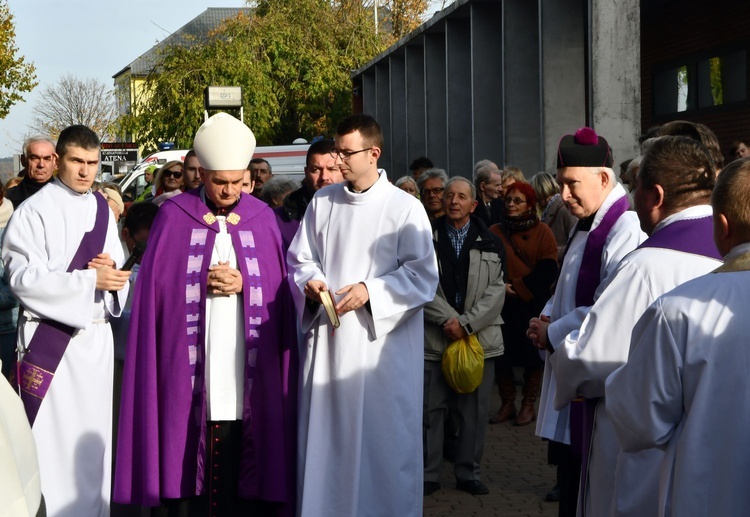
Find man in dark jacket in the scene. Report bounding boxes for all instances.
[274,139,343,250]
[7,137,56,207]
[423,176,506,497]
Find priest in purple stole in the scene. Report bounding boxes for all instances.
[527,127,645,517]
[548,133,721,517]
[114,113,297,516]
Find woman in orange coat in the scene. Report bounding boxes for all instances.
[489,182,558,426]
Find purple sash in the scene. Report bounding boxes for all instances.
[568,194,630,515]
[19,192,109,426]
[638,215,721,259]
[575,195,631,307]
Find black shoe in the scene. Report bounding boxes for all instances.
[545,483,560,502]
[424,481,441,496]
[456,480,489,495]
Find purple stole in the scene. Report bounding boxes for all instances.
[567,195,629,514]
[574,212,719,515]
[637,215,721,259]
[18,193,109,426]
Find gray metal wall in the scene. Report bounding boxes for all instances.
[353,0,640,181]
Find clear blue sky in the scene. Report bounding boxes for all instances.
[0,0,248,158]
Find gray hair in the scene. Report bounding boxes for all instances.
[473,159,499,180]
[395,176,417,189]
[445,176,476,199]
[417,168,449,190]
[261,176,298,204]
[22,135,56,157]
[473,159,501,188]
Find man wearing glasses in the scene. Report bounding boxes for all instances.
[288,113,439,517]
[417,168,449,221]
[7,136,57,207]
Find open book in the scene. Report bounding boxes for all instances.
[319,290,341,329]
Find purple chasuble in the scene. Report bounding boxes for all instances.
[114,190,297,515]
[18,192,109,425]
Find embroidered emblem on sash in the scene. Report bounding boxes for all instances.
[227,213,240,225]
[203,213,216,225]
[21,364,51,399]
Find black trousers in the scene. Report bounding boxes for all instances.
[548,440,581,517]
[151,421,279,517]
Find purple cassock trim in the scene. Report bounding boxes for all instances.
[568,194,629,515]
[186,228,208,393]
[638,215,721,259]
[574,195,631,307]
[19,192,109,426]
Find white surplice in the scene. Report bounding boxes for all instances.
[549,206,721,517]
[2,180,127,517]
[288,171,438,517]
[606,242,750,517]
[537,183,645,445]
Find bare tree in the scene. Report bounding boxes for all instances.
[31,74,117,141]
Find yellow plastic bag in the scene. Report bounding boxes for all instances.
[441,335,484,394]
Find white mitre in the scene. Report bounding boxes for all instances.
[193,113,257,171]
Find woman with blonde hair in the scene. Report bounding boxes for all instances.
[152,160,184,206]
[530,172,577,260]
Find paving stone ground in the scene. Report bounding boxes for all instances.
[113,375,559,517]
[424,385,558,517]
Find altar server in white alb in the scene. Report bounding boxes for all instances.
[2,125,130,517]
[526,127,645,517]
[606,157,750,517]
[549,134,721,517]
[288,113,438,517]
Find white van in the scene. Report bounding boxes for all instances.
[253,143,309,180]
[131,150,190,172]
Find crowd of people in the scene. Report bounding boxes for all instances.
[0,112,749,517]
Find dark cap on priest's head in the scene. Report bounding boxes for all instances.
[557,127,613,169]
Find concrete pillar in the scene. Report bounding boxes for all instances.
[591,0,641,167]
[540,0,586,173]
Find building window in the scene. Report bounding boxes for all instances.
[653,49,747,116]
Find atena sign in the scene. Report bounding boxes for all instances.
[100,142,139,163]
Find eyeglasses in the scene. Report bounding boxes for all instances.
[420,187,445,197]
[329,147,372,160]
[505,197,527,205]
[163,170,183,179]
